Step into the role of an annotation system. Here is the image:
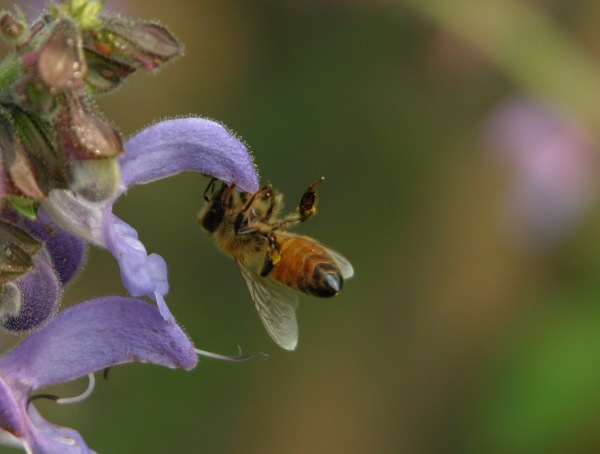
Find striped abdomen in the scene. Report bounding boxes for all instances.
[266,235,343,297]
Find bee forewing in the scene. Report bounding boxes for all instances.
[324,246,354,279]
[237,260,300,351]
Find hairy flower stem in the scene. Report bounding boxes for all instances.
[0,53,20,94]
[402,0,600,136]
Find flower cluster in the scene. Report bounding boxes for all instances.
[0,1,259,452]
[485,96,599,248]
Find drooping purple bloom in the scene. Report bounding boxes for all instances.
[2,255,61,332]
[0,210,86,333]
[484,96,599,248]
[42,117,258,321]
[0,296,197,453]
[120,118,259,192]
[24,210,87,286]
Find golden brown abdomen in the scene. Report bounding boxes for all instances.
[268,235,343,297]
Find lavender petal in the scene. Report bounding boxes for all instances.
[0,296,197,388]
[26,406,96,454]
[102,214,172,321]
[42,192,172,320]
[121,117,259,194]
[25,210,87,285]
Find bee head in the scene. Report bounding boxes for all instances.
[199,184,229,232]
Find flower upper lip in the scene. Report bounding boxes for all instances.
[40,116,258,322]
[0,115,259,331]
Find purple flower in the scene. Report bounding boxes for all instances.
[41,117,258,321]
[0,296,197,453]
[484,96,599,248]
[0,211,86,333]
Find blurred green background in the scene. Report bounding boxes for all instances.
[6,0,600,452]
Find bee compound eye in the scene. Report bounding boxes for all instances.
[201,204,225,232]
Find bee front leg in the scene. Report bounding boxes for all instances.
[202,177,218,202]
[235,184,275,234]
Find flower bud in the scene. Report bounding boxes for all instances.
[0,108,48,200]
[37,18,87,91]
[54,94,123,160]
[0,219,42,257]
[84,15,183,73]
[53,0,104,30]
[104,18,182,69]
[5,104,68,196]
[0,242,33,284]
[83,48,136,94]
[0,8,28,46]
[0,220,42,285]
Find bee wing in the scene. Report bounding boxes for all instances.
[323,246,354,279]
[236,260,299,351]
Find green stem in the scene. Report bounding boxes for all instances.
[401,0,600,128]
[0,53,21,95]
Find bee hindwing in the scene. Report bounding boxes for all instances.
[323,245,354,279]
[237,260,299,350]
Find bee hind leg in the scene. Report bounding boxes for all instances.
[299,177,324,220]
[277,176,325,228]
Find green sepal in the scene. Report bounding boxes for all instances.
[5,195,40,220]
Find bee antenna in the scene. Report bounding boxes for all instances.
[194,347,269,362]
[203,177,218,201]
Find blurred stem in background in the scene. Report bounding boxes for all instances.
[401,0,600,129]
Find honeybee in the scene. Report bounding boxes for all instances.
[198,177,353,350]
